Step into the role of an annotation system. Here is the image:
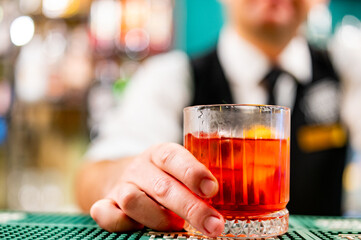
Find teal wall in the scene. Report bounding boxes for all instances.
[174,0,223,57]
[329,0,361,31]
[175,0,361,56]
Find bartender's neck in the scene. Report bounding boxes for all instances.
[235,25,298,63]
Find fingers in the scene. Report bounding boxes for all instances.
[92,143,224,237]
[130,162,224,237]
[148,143,218,198]
[90,199,143,232]
[112,183,184,231]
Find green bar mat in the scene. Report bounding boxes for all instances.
[1,212,360,239]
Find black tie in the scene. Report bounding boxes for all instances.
[262,66,283,105]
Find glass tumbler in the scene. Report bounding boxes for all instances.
[184,104,290,239]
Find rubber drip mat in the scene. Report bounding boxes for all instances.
[0,212,360,239]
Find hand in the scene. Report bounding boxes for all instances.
[90,143,224,237]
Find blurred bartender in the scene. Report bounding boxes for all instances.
[76,0,361,237]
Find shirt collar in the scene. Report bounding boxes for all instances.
[217,26,312,86]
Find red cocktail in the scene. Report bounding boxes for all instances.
[184,133,289,218]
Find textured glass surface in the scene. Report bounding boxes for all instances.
[186,209,289,239]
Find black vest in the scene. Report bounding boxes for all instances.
[190,47,347,216]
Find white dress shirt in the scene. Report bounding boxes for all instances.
[86,26,361,160]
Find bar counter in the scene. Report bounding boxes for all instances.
[0,211,360,239]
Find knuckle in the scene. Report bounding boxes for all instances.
[183,201,201,221]
[156,143,182,166]
[183,165,205,187]
[160,151,175,167]
[118,188,143,212]
[183,165,195,180]
[153,177,173,198]
[90,200,123,232]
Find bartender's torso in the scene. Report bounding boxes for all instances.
[190,46,348,216]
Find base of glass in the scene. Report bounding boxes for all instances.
[186,209,289,239]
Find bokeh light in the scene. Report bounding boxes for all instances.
[15,36,48,102]
[90,0,122,49]
[42,0,70,18]
[125,28,150,59]
[44,30,67,62]
[10,16,35,46]
[125,28,150,53]
[19,0,41,14]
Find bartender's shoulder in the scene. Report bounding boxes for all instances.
[142,50,191,73]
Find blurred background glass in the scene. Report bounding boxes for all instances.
[0,0,360,215]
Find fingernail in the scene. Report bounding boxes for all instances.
[200,178,217,197]
[203,215,223,235]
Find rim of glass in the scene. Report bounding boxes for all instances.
[184,104,290,112]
